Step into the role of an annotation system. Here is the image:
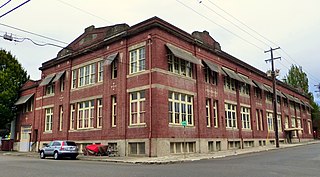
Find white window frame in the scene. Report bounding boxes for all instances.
[59,105,63,131]
[239,83,250,95]
[267,112,274,131]
[168,54,193,78]
[130,91,146,125]
[213,100,218,128]
[45,108,53,132]
[256,109,264,131]
[241,107,251,130]
[111,96,117,127]
[206,99,211,127]
[129,47,145,74]
[277,114,282,132]
[225,103,237,128]
[168,92,194,126]
[98,60,103,82]
[224,76,236,91]
[70,104,75,130]
[71,70,76,89]
[97,99,102,128]
[78,64,96,87]
[308,121,312,134]
[45,83,55,95]
[77,100,94,129]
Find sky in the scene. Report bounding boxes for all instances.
[0,0,320,103]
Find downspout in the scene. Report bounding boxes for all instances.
[148,34,153,157]
[66,59,72,141]
[124,37,128,156]
[194,44,201,153]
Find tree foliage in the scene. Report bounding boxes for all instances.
[283,65,309,93]
[0,49,28,129]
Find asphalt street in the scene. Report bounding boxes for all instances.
[1,143,320,177]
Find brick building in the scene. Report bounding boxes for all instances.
[14,17,313,157]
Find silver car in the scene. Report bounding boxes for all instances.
[39,140,79,160]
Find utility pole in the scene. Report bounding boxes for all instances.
[265,47,281,148]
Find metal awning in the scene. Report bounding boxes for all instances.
[202,59,219,73]
[221,67,243,82]
[284,127,303,131]
[14,93,34,105]
[252,80,268,91]
[238,74,254,85]
[104,52,119,65]
[263,84,273,93]
[52,71,65,82]
[283,93,295,101]
[276,90,286,98]
[166,43,201,65]
[39,74,56,86]
[293,97,304,105]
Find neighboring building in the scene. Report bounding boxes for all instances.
[14,17,313,156]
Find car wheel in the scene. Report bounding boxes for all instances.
[54,152,60,160]
[40,151,45,159]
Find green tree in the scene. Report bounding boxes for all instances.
[0,49,28,130]
[283,65,309,93]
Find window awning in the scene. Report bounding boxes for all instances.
[276,90,286,98]
[263,84,273,93]
[14,93,34,105]
[52,71,65,82]
[252,80,268,91]
[166,43,201,65]
[202,59,219,73]
[104,52,119,65]
[283,93,295,101]
[221,67,243,82]
[293,97,304,105]
[238,74,254,85]
[39,74,56,86]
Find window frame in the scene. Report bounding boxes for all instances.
[77,100,95,129]
[97,99,102,128]
[111,95,117,127]
[129,47,145,74]
[130,91,146,125]
[45,107,53,132]
[168,92,194,126]
[225,103,237,128]
[98,60,104,82]
[168,53,193,78]
[78,63,96,87]
[241,107,251,130]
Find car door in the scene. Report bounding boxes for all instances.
[44,141,54,156]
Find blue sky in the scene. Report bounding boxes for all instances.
[1,0,319,103]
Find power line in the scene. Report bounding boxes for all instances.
[0,23,68,44]
[0,0,11,9]
[0,0,30,18]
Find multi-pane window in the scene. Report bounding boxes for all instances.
[111,60,118,79]
[285,116,289,129]
[213,100,218,127]
[291,117,296,136]
[130,91,146,125]
[71,70,77,89]
[206,99,211,127]
[130,47,145,74]
[97,99,102,128]
[266,92,273,102]
[45,108,53,132]
[254,87,262,99]
[168,92,193,126]
[224,76,236,91]
[78,100,94,129]
[267,112,274,131]
[204,67,217,84]
[277,114,282,131]
[129,142,145,155]
[60,76,65,92]
[240,83,250,95]
[70,104,75,130]
[168,54,193,78]
[78,64,96,87]
[98,60,103,82]
[22,97,33,113]
[45,83,54,95]
[112,96,117,127]
[225,103,237,128]
[297,118,302,135]
[241,107,251,129]
[256,109,264,131]
[59,106,63,131]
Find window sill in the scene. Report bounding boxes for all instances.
[226,127,238,130]
[169,124,194,128]
[69,128,101,132]
[128,124,147,128]
[43,94,54,99]
[43,131,52,134]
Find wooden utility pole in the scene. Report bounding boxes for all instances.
[265,47,281,148]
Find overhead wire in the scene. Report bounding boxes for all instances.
[0,0,11,9]
[0,0,30,18]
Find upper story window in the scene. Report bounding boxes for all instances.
[45,83,55,95]
[254,87,262,99]
[78,64,96,87]
[130,47,145,74]
[98,60,103,82]
[225,103,237,128]
[22,97,34,113]
[112,60,118,79]
[241,107,251,130]
[78,100,94,129]
[267,112,274,131]
[239,83,250,95]
[205,67,218,85]
[71,70,77,89]
[224,76,236,91]
[168,91,193,126]
[168,54,193,78]
[130,90,146,125]
[45,107,53,132]
[266,92,273,102]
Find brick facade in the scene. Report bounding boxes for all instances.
[14,17,313,156]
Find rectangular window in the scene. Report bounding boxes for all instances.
[213,100,218,127]
[98,60,103,82]
[111,96,117,127]
[78,100,94,129]
[241,107,251,129]
[224,76,236,91]
[60,76,65,92]
[267,112,274,131]
[45,108,53,132]
[256,109,264,131]
[129,142,145,155]
[225,103,237,128]
[45,83,54,95]
[130,91,146,125]
[23,97,34,113]
[70,104,75,130]
[130,47,145,74]
[206,99,211,127]
[59,105,63,131]
[308,121,312,134]
[254,87,262,99]
[71,70,76,89]
[266,92,273,102]
[168,92,194,126]
[97,99,102,128]
[285,116,289,129]
[168,54,193,78]
[205,67,217,84]
[111,60,118,79]
[240,83,250,95]
[291,117,296,137]
[277,114,282,132]
[78,63,96,87]
[170,142,196,154]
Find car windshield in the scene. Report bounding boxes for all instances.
[66,141,76,146]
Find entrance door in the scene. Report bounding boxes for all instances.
[20,126,32,152]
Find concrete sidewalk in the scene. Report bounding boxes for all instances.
[2,140,319,164]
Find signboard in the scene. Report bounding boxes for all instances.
[181,121,187,127]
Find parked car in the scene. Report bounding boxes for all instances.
[39,140,78,160]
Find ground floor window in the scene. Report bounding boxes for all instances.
[45,107,53,132]
[228,141,241,149]
[129,142,145,155]
[225,103,237,128]
[208,141,221,152]
[267,112,274,131]
[170,142,196,154]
